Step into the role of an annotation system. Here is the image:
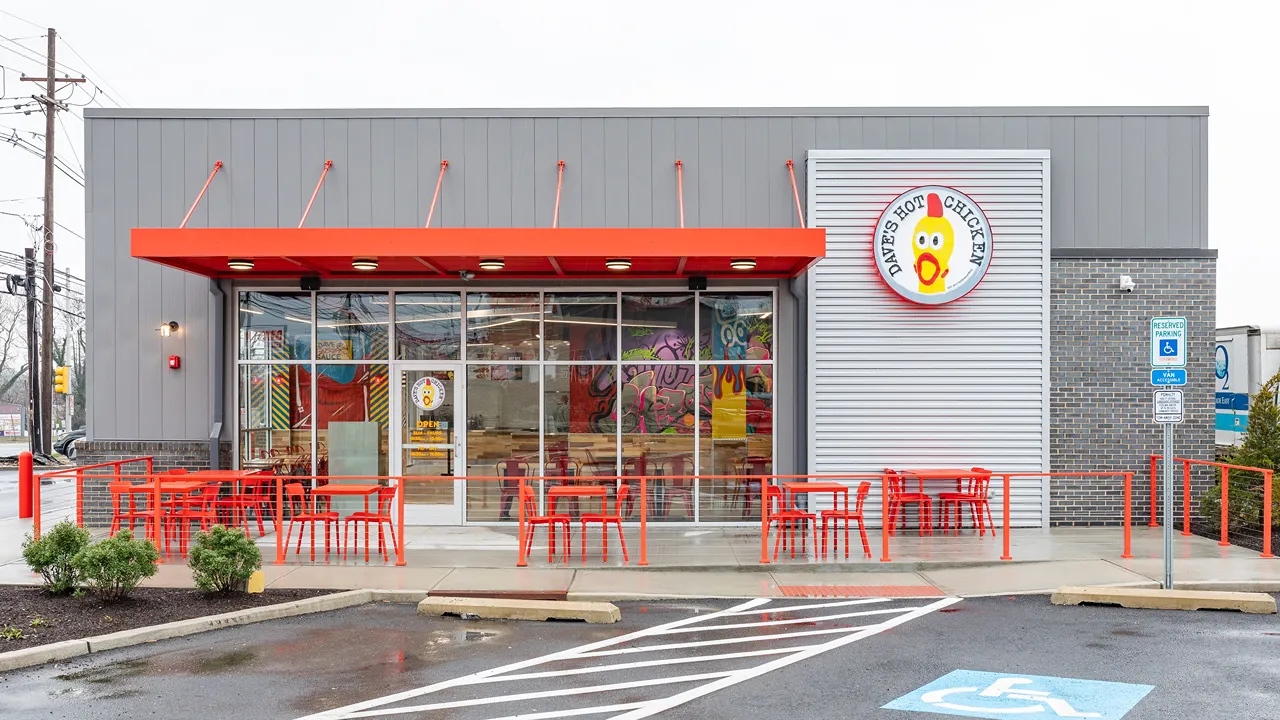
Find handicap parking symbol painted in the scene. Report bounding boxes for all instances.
[883,670,1153,720]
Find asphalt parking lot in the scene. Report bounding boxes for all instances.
[1,594,1276,719]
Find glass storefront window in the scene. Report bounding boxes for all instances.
[544,364,617,480]
[465,364,540,521]
[315,364,389,481]
[316,293,388,361]
[396,293,461,360]
[620,364,695,521]
[237,364,312,475]
[467,293,540,361]
[700,293,773,361]
[543,293,617,361]
[698,363,773,522]
[621,294,695,362]
[238,292,311,361]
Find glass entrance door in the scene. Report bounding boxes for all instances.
[393,364,463,524]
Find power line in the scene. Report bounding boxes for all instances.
[0,9,43,30]
[54,112,80,173]
[58,36,125,107]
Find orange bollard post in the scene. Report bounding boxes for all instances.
[1000,474,1012,561]
[1263,470,1274,559]
[1181,462,1192,537]
[1149,455,1158,527]
[516,477,528,567]
[639,476,648,566]
[395,476,406,567]
[275,475,286,565]
[880,474,891,562]
[1219,466,1230,547]
[17,451,32,519]
[1122,472,1133,558]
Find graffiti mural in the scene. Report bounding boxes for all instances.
[618,365,697,434]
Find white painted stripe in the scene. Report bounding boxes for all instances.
[575,625,875,657]
[473,702,646,720]
[606,596,963,720]
[658,606,924,633]
[294,597,769,720]
[719,597,891,616]
[342,672,734,718]
[461,647,802,684]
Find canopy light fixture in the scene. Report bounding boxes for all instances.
[605,258,632,271]
[227,258,254,271]
[478,258,505,270]
[351,258,379,271]
[730,258,757,270]
[158,321,179,337]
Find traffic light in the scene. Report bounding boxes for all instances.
[53,366,69,394]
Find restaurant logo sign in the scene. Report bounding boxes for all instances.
[872,185,993,305]
[410,376,446,412]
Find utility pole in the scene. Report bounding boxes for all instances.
[24,249,39,452]
[21,29,84,454]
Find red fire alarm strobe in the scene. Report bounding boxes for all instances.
[168,355,181,369]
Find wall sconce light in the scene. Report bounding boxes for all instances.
[159,321,179,337]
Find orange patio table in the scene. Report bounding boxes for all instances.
[547,485,610,559]
[311,484,383,562]
[126,479,208,542]
[783,482,849,558]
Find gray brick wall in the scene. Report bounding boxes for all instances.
[77,440,232,528]
[1049,257,1217,526]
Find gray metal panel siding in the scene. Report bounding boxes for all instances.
[807,150,1051,527]
[85,109,1206,442]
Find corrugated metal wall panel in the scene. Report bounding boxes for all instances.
[807,150,1050,527]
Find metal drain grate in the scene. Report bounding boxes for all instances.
[779,585,945,598]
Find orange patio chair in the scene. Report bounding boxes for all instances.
[939,468,996,536]
[343,485,399,562]
[886,469,933,537]
[284,481,339,562]
[520,485,570,564]
[821,481,872,559]
[581,483,629,563]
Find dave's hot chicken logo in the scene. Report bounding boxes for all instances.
[872,185,993,305]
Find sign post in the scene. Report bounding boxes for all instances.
[1150,317,1187,590]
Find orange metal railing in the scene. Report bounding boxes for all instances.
[32,456,154,539]
[1149,454,1274,558]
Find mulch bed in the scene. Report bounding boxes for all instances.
[0,585,332,651]
[1189,520,1280,556]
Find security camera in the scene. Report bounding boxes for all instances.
[1118,275,1135,293]
[459,270,475,281]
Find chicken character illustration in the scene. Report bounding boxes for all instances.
[911,193,954,294]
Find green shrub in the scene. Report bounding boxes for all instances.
[71,529,159,601]
[22,521,91,594]
[1,626,24,641]
[187,526,262,593]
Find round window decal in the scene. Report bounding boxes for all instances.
[871,185,993,305]
[410,376,446,412]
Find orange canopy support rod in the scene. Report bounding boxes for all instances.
[552,160,566,228]
[298,160,333,228]
[786,159,806,229]
[675,160,685,228]
[179,161,223,229]
[424,160,449,228]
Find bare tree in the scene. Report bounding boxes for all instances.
[0,294,27,402]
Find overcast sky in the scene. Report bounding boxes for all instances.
[0,0,1273,326]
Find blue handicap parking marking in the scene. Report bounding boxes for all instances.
[1159,339,1179,357]
[883,669,1153,720]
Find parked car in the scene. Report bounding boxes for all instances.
[54,427,85,459]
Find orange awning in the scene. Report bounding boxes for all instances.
[130,227,825,279]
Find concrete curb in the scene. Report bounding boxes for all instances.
[1173,581,1280,594]
[0,590,373,673]
[370,589,432,603]
[417,595,620,623]
[0,639,89,673]
[1050,586,1277,614]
